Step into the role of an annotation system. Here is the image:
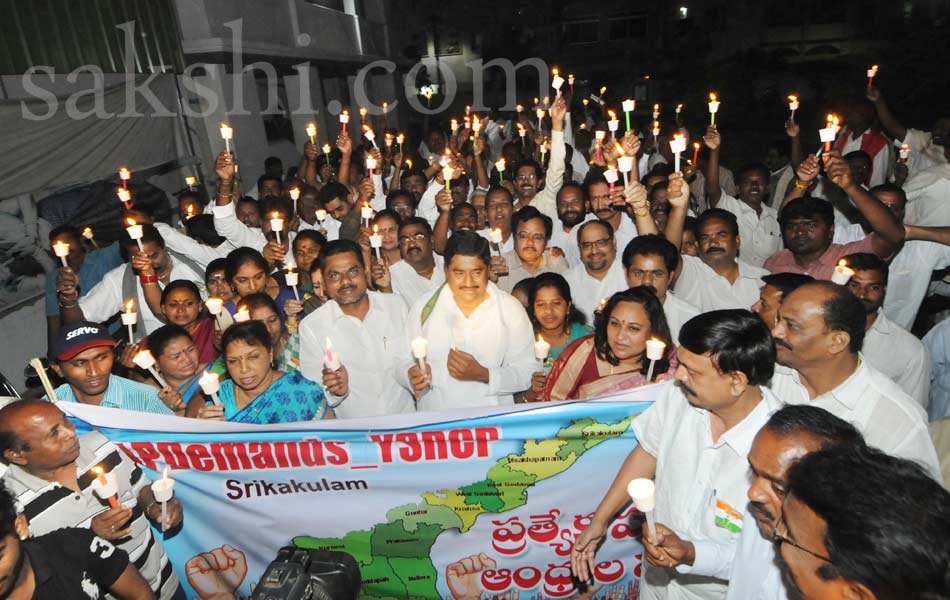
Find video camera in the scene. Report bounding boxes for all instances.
[251,547,360,600]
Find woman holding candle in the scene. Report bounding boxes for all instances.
[540,287,677,400]
[240,293,304,373]
[143,324,214,416]
[197,322,332,423]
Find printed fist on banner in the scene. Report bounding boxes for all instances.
[446,553,497,600]
[186,544,248,600]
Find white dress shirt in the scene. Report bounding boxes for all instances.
[883,240,950,329]
[527,130,566,223]
[923,317,950,421]
[212,202,297,251]
[674,255,768,312]
[299,292,416,418]
[715,193,781,268]
[634,382,783,600]
[476,228,515,254]
[862,310,930,409]
[78,258,205,334]
[899,128,948,178]
[154,223,234,271]
[565,257,629,322]
[389,254,445,308]
[664,292,701,344]
[401,282,535,412]
[496,250,567,293]
[770,360,941,479]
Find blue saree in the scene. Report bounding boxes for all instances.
[220,370,332,424]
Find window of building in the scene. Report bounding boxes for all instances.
[564,20,599,45]
[608,15,647,40]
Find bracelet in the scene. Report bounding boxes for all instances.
[144,501,159,519]
[58,300,78,309]
[140,274,159,284]
[794,179,810,190]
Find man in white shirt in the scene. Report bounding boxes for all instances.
[867,85,948,178]
[403,231,535,412]
[495,206,567,293]
[565,220,628,321]
[644,405,865,600]
[520,96,567,220]
[840,252,930,408]
[476,187,516,254]
[586,177,638,254]
[56,224,204,337]
[388,217,445,308]
[299,240,415,418]
[751,273,814,330]
[548,183,589,268]
[572,310,783,599]
[704,128,782,267]
[622,234,700,342]
[923,316,950,422]
[770,281,941,478]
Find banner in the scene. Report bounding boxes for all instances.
[62,386,661,600]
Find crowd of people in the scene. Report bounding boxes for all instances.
[3,77,949,599]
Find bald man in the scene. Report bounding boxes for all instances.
[0,401,184,599]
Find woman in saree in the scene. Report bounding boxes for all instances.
[196,321,333,423]
[142,324,214,416]
[540,287,677,401]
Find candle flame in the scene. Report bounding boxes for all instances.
[614,142,625,155]
[568,73,574,82]
[271,212,280,219]
[552,67,559,76]
[383,102,388,110]
[92,466,103,475]
[396,133,405,143]
[838,259,847,267]
[653,103,659,111]
[125,299,134,312]
[306,122,316,136]
[608,110,616,119]
[582,99,589,106]
[537,333,544,343]
[788,94,798,102]
[126,218,136,226]
[322,143,331,153]
[709,93,718,101]
[372,223,379,235]
[359,107,367,117]
[676,103,683,111]
[599,86,607,95]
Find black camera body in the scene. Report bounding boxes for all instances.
[251,547,360,600]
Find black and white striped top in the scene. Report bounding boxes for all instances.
[3,431,180,600]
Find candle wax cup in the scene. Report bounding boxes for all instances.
[551,76,564,90]
[627,478,656,512]
[369,235,383,248]
[285,272,299,287]
[646,339,666,361]
[324,351,341,371]
[608,120,619,131]
[205,298,224,315]
[199,372,220,395]
[831,266,854,285]
[818,128,837,143]
[126,225,143,239]
[132,351,156,370]
[233,310,250,323]
[622,100,635,112]
[92,472,119,499]
[120,312,137,326]
[151,478,175,503]
[618,156,635,173]
[411,338,428,359]
[604,169,619,185]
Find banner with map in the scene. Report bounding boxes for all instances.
[62,388,660,600]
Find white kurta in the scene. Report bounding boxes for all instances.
[564,257,629,322]
[883,240,950,329]
[674,255,768,312]
[715,193,781,268]
[862,310,930,409]
[389,254,445,308]
[664,292,701,344]
[401,283,536,412]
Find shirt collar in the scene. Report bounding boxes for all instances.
[717,388,777,454]
[870,309,892,334]
[736,260,763,281]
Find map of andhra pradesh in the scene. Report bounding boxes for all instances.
[294,416,635,599]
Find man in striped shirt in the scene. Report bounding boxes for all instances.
[48,321,173,415]
[0,400,184,599]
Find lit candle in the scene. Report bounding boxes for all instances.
[384,132,394,148]
[121,299,137,343]
[787,94,799,122]
[185,175,196,190]
[568,73,574,94]
[495,158,506,181]
[607,110,619,139]
[645,337,666,382]
[536,108,544,130]
[219,123,233,154]
[652,103,660,120]
[463,116,471,130]
[117,187,132,210]
[125,219,145,252]
[867,64,878,90]
[829,114,841,136]
[363,124,377,148]
[516,104,524,114]
[324,337,341,371]
[361,202,373,227]
[199,371,221,404]
[596,298,607,314]
[489,228,503,256]
[899,144,910,163]
[132,349,168,388]
[618,156,634,188]
[450,119,459,133]
[593,130,606,163]
[443,165,454,191]
[82,227,96,247]
[669,133,687,172]
[708,93,720,126]
[382,101,389,127]
[622,99,635,132]
[818,120,837,155]
[652,120,660,143]
[627,478,657,543]
[289,187,300,214]
[369,224,383,259]
[52,240,70,267]
[551,67,564,97]
[91,466,120,509]
[472,115,481,134]
[411,337,428,371]
[316,209,327,225]
[534,333,551,364]
[118,167,131,189]
[517,123,526,146]
[675,103,683,115]
[831,259,855,285]
[540,141,548,165]
[233,306,250,322]
[396,133,405,153]
[150,467,175,532]
[359,106,367,124]
[269,212,284,245]
[306,122,317,145]
[366,155,377,177]
[285,268,300,300]
[404,158,412,169]
[205,297,224,330]
[322,143,331,165]
[339,110,349,135]
[604,167,619,190]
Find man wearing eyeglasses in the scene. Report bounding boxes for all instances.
[564,220,628,321]
[494,206,567,293]
[513,96,567,220]
[389,217,445,307]
[640,405,865,600]
[299,240,416,417]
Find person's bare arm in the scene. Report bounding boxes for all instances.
[780,154,820,210]
[108,564,157,600]
[473,137,490,190]
[336,134,352,187]
[905,225,950,245]
[866,87,907,141]
[786,120,803,170]
[703,126,722,207]
[431,189,454,255]
[664,173,690,251]
[301,142,318,187]
[824,154,904,256]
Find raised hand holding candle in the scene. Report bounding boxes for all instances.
[339,110,350,135]
[551,67,564,97]
[495,158,506,181]
[787,95,799,122]
[118,167,131,188]
[669,134,687,172]
[220,123,233,154]
[121,299,137,343]
[199,371,221,404]
[52,240,70,267]
[117,187,132,210]
[627,478,657,543]
[622,99,635,132]
[269,212,284,245]
[708,93,720,126]
[125,219,145,252]
[369,225,383,259]
[411,337,428,371]
[285,268,300,300]
[151,467,175,532]
[442,165,454,191]
[831,260,855,285]
[306,122,317,145]
[324,337,341,371]
[361,202,373,227]
[132,350,168,388]
[645,337,666,383]
[91,467,120,509]
[867,64,878,90]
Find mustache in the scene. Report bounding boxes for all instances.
[749,501,775,525]
[337,284,357,293]
[705,246,725,253]
[775,338,793,351]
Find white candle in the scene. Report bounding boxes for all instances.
[618,156,634,188]
[306,122,317,145]
[787,94,799,122]
[369,224,383,259]
[669,134,687,172]
[198,371,221,404]
[91,468,119,507]
[233,307,250,322]
[132,350,168,388]
[622,99,636,113]
[151,466,175,532]
[125,220,145,252]
[627,478,658,544]
[818,126,837,154]
[536,108,544,130]
[52,240,70,267]
[831,260,855,285]
[411,337,428,370]
[675,103,683,115]
[204,297,223,315]
[220,123,233,154]
[83,227,94,242]
[269,214,284,245]
[285,269,300,300]
[121,299,137,343]
[645,337,666,383]
[551,75,564,94]
[363,126,377,148]
[339,111,349,124]
[489,227,503,244]
[316,209,328,224]
[366,156,377,176]
[708,93,720,126]
[899,144,910,161]
[360,203,373,227]
[652,104,660,120]
[472,115,481,134]
[607,118,620,136]
[450,119,459,133]
[534,334,551,363]
[118,167,131,186]
[324,337,341,371]
[604,167,619,189]
[289,187,300,214]
[117,187,132,208]
[494,158,506,181]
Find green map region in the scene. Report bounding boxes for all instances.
[294,416,634,599]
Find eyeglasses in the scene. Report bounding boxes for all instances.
[774,518,833,563]
[325,266,364,283]
[516,232,547,243]
[398,233,429,244]
[579,237,612,251]
[515,173,538,182]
